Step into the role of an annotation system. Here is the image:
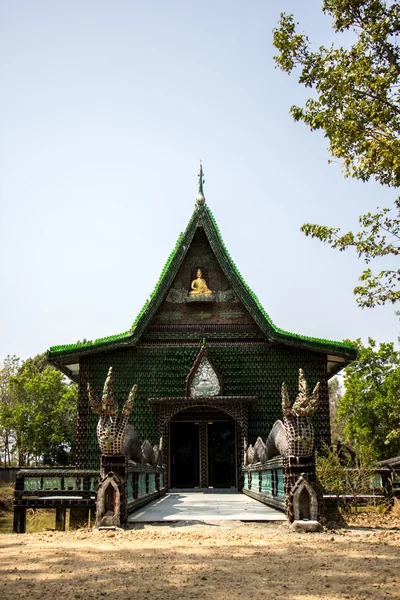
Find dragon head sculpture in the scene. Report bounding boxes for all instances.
[88,367,137,455]
[281,368,319,456]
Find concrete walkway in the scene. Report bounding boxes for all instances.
[128,490,286,522]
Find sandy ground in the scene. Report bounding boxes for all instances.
[0,520,399,600]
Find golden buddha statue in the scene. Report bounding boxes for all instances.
[189,269,212,296]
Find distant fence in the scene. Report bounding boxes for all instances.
[322,466,400,507]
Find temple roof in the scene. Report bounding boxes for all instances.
[47,197,357,369]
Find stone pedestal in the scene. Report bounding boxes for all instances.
[291,520,322,532]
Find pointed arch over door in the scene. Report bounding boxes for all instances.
[148,396,256,489]
[185,346,223,398]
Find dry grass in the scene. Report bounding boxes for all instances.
[343,499,400,529]
[390,497,400,517]
[0,483,13,514]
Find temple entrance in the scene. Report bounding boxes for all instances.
[169,407,237,489]
[208,421,235,488]
[170,422,200,488]
[150,393,254,491]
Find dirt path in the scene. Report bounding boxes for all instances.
[0,521,399,600]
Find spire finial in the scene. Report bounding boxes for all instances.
[196,161,205,206]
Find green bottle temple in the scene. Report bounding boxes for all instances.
[47,166,357,489]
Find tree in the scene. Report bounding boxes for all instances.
[0,354,78,466]
[338,338,400,461]
[273,0,400,307]
[328,376,345,442]
[0,355,20,466]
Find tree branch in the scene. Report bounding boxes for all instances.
[353,88,400,116]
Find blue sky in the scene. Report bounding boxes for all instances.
[0,0,397,362]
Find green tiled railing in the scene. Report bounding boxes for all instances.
[138,473,147,498]
[242,457,285,512]
[277,469,284,498]
[251,473,260,492]
[126,465,166,513]
[261,471,273,495]
[15,469,99,497]
[148,473,156,494]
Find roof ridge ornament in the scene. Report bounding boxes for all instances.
[196,160,206,206]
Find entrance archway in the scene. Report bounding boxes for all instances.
[170,407,236,488]
[148,395,256,490]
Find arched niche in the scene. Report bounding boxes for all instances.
[95,472,122,527]
[292,476,318,522]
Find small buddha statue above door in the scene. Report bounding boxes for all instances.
[189,268,212,296]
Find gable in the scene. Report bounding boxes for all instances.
[150,227,256,328]
[47,200,357,366]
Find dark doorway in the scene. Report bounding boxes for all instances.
[208,422,236,488]
[170,422,199,488]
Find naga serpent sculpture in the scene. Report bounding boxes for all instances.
[245,369,320,465]
[88,367,163,465]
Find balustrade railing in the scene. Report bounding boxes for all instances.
[242,457,285,511]
[126,464,166,513]
[13,468,99,533]
[14,468,99,502]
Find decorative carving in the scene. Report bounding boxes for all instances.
[216,290,238,302]
[95,472,122,528]
[185,294,215,304]
[121,425,142,463]
[290,475,319,521]
[88,367,163,467]
[254,436,268,463]
[244,443,255,466]
[88,367,137,456]
[189,268,213,296]
[141,440,156,467]
[153,437,163,468]
[243,369,321,523]
[244,368,319,465]
[277,368,319,458]
[166,288,236,304]
[196,161,206,206]
[184,346,223,398]
[190,356,221,398]
[165,288,187,303]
